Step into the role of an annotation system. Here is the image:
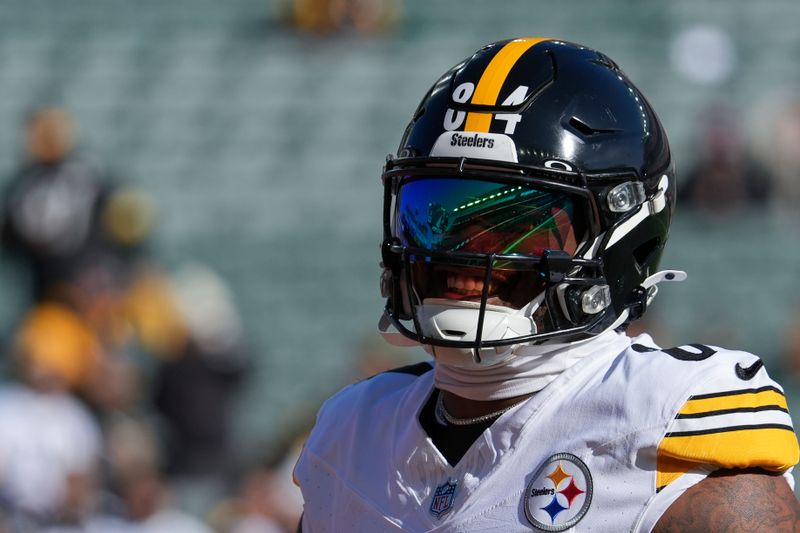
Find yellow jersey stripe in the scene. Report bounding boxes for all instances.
[678,388,787,416]
[656,456,698,492]
[665,423,794,437]
[464,37,549,132]
[676,404,788,419]
[656,426,799,489]
[685,385,783,400]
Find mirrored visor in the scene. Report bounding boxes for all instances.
[395,177,586,259]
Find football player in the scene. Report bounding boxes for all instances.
[294,38,800,531]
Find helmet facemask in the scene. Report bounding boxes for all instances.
[380,159,612,366]
[378,38,685,369]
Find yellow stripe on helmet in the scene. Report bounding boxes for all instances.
[464,37,550,133]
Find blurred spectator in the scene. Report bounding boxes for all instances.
[0,315,103,528]
[205,336,423,532]
[206,335,417,531]
[208,467,290,533]
[784,310,800,378]
[90,416,214,533]
[0,106,155,303]
[678,105,774,213]
[278,0,402,35]
[152,265,248,478]
[208,437,305,533]
[14,301,103,393]
[124,266,189,362]
[0,106,252,529]
[750,93,800,209]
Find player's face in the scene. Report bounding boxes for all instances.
[395,177,586,309]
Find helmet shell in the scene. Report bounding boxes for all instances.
[382,37,676,350]
[401,38,671,180]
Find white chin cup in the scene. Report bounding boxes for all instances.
[416,298,537,367]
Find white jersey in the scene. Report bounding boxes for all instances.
[294,333,799,532]
[0,384,102,515]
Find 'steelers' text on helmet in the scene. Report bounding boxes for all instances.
[379,37,685,366]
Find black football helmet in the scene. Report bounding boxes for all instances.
[379,37,684,365]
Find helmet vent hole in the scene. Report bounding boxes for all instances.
[568,116,618,136]
[442,329,466,337]
[633,237,662,271]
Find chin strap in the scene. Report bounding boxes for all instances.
[378,310,515,366]
[643,269,687,294]
[380,269,687,357]
[378,312,420,347]
[624,269,687,323]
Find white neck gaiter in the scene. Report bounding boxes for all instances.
[433,329,632,401]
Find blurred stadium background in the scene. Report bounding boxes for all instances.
[0,0,799,522]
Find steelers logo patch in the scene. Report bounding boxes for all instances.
[524,453,593,531]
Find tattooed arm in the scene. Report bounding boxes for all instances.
[653,469,800,532]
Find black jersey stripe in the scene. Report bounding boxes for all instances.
[675,404,790,419]
[687,385,784,401]
[665,423,795,438]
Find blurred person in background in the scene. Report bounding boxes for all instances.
[209,335,417,532]
[677,105,774,213]
[88,416,214,533]
[214,336,415,532]
[152,264,248,479]
[0,107,153,303]
[4,269,227,531]
[208,423,308,533]
[207,463,298,533]
[0,307,102,529]
[72,261,249,522]
[278,0,402,35]
[751,94,800,209]
[294,38,800,531]
[0,107,161,423]
[0,105,253,529]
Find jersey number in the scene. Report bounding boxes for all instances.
[632,343,717,361]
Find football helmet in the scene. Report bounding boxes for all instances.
[379,37,684,366]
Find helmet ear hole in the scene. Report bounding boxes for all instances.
[633,237,662,273]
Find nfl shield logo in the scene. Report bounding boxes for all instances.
[429,479,458,518]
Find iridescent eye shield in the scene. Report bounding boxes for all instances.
[381,162,610,355]
[395,177,584,260]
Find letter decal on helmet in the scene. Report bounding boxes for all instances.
[431,132,518,162]
[452,82,475,103]
[443,82,475,131]
[441,39,547,134]
[495,85,529,134]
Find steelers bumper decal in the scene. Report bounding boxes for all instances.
[524,453,593,531]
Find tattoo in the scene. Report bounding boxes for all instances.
[653,469,800,532]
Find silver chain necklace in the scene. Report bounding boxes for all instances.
[434,391,521,426]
